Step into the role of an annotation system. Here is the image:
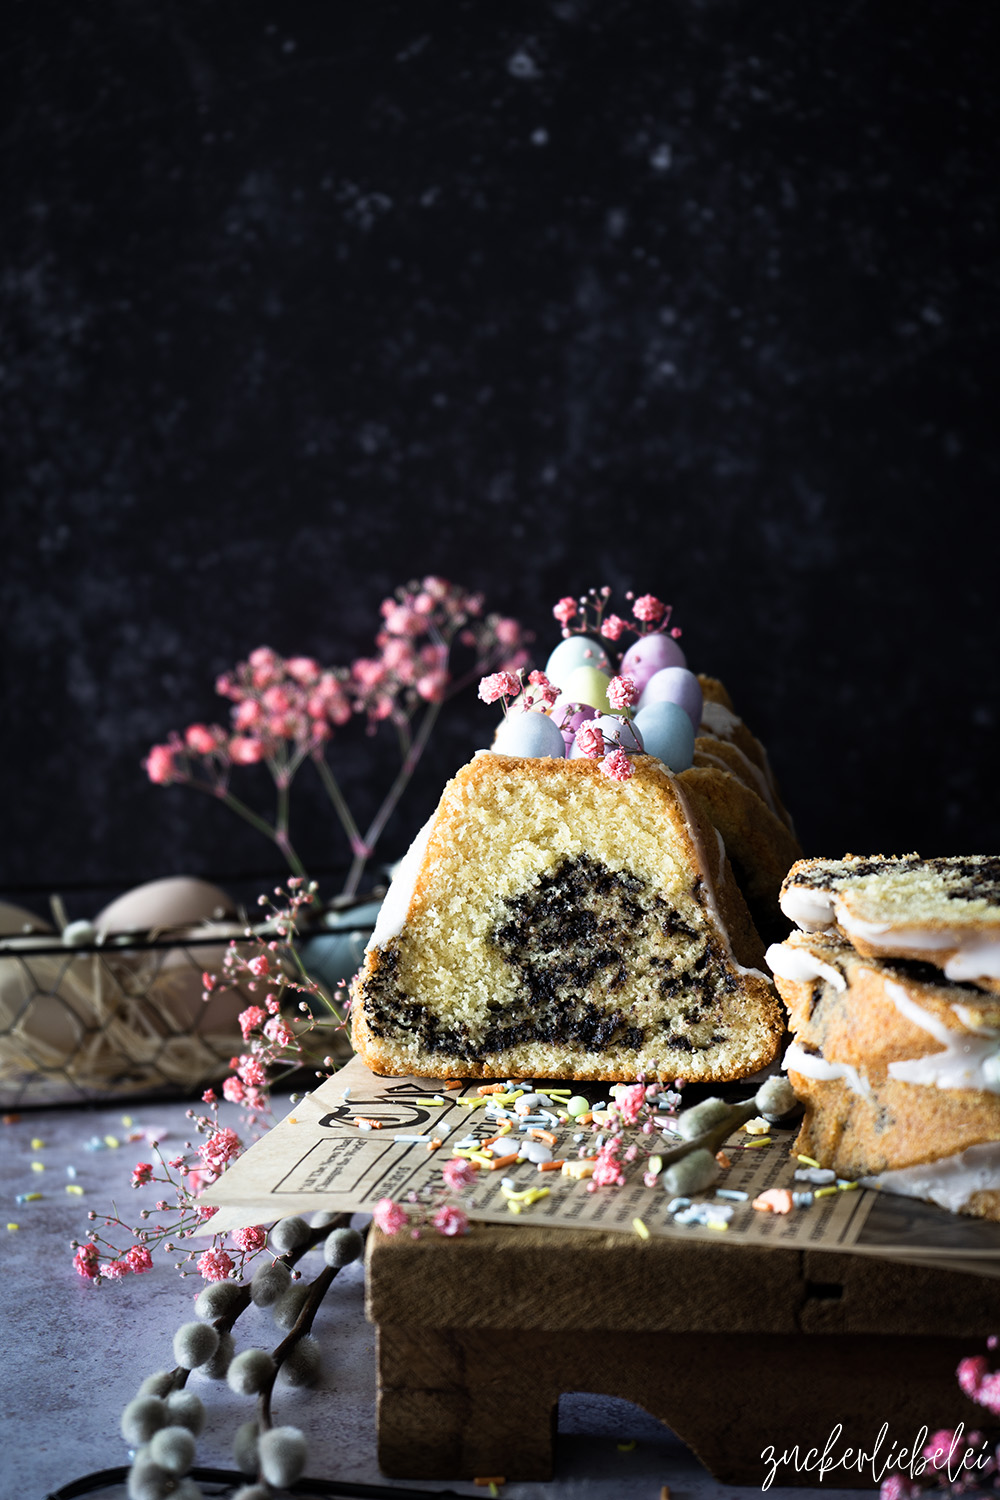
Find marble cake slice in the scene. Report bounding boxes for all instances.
[779,853,1000,994]
[767,929,1000,1220]
[351,751,783,1083]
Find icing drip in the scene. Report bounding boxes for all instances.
[698,701,742,740]
[859,1141,1000,1215]
[885,981,1000,1093]
[836,913,1000,983]
[783,1040,871,1098]
[780,885,837,933]
[366,816,436,950]
[765,941,847,993]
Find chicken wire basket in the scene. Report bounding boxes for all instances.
[0,921,361,1110]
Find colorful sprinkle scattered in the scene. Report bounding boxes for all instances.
[632,1217,650,1240]
[797,1154,821,1168]
[103,1135,120,1149]
[30,1162,45,1173]
[65,1184,85,1196]
[6,1223,18,1231]
[30,1138,45,1150]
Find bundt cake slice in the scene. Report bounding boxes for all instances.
[767,929,1000,1220]
[351,751,783,1083]
[780,854,1000,993]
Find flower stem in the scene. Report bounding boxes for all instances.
[343,700,442,898]
[182,781,308,878]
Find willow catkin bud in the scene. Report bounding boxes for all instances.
[227,1348,276,1395]
[323,1226,364,1268]
[258,1425,308,1487]
[310,1209,341,1229]
[165,1390,205,1436]
[194,1280,244,1320]
[149,1425,196,1475]
[171,1480,203,1500]
[172,1321,220,1370]
[200,1330,235,1381]
[121,1395,167,1446]
[272,1282,311,1331]
[138,1371,175,1399]
[663,1147,721,1197]
[250,1259,291,1307]
[233,1419,260,1476]
[268,1216,311,1253]
[278,1335,321,1388]
[126,1452,172,1500]
[755,1074,798,1121]
[675,1097,733,1140]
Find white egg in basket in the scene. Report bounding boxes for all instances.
[0,881,262,1105]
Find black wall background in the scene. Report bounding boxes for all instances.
[3,1,998,916]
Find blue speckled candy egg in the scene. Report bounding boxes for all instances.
[638,667,703,731]
[493,709,567,758]
[544,635,612,687]
[560,664,612,716]
[620,634,687,693]
[633,700,695,771]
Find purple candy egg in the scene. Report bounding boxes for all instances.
[552,694,598,753]
[638,667,703,731]
[619,634,687,693]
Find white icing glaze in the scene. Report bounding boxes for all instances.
[780,885,837,933]
[945,937,1000,982]
[885,980,1000,1093]
[365,816,436,951]
[698,701,741,740]
[859,1141,1000,1215]
[765,942,847,993]
[953,1003,1000,1035]
[783,1040,872,1097]
[837,912,1000,983]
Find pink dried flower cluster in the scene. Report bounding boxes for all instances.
[72,884,341,1287]
[144,578,532,895]
[552,586,682,644]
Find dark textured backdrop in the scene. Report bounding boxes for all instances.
[3,2,998,915]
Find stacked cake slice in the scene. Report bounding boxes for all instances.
[767,855,1000,1220]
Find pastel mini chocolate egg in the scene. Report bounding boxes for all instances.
[551,694,596,750]
[544,635,612,687]
[620,633,687,693]
[633,700,695,771]
[493,708,567,759]
[559,665,612,717]
[638,666,704,730]
[591,714,645,754]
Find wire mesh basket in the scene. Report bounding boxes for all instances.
[0,920,364,1110]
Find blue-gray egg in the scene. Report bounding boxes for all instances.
[300,898,383,997]
[638,666,704,730]
[633,700,695,771]
[493,709,567,758]
[544,635,612,687]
